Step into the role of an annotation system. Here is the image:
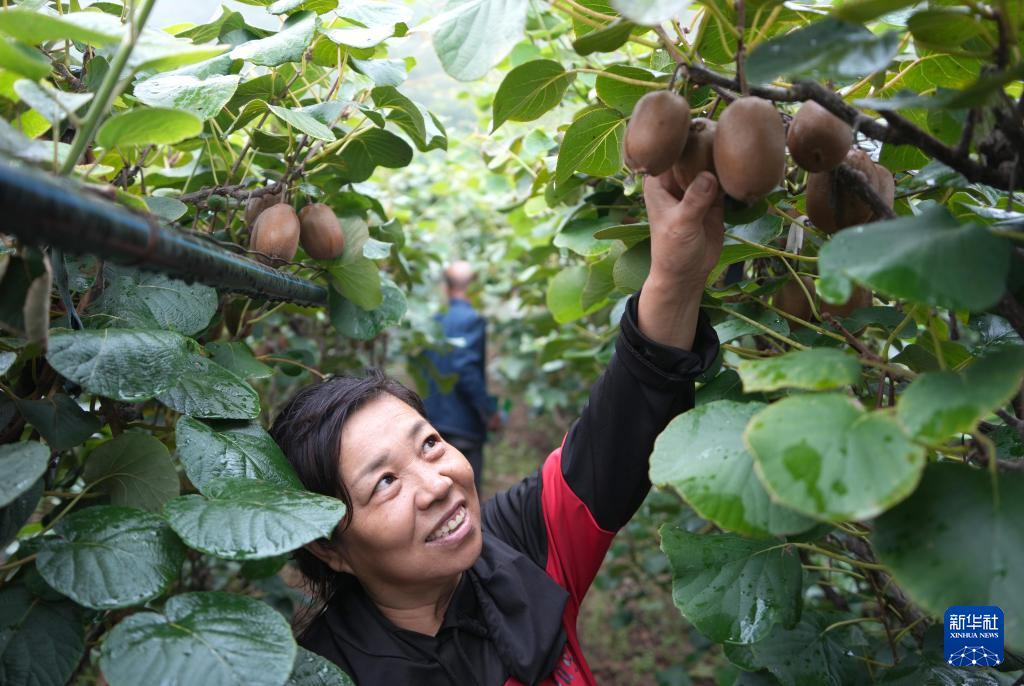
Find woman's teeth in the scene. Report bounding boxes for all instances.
[427,506,466,542]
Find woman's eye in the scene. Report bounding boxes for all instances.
[423,435,440,451]
[373,474,396,493]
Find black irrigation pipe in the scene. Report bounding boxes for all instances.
[0,162,328,307]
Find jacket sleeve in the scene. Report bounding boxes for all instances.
[451,314,496,422]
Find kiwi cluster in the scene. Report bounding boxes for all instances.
[247,193,345,265]
[623,90,894,324]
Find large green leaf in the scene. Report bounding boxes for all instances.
[230,11,317,67]
[175,416,302,493]
[287,647,356,686]
[100,592,296,686]
[156,355,261,420]
[12,80,93,126]
[0,9,123,45]
[723,611,866,685]
[818,207,1012,312]
[83,432,180,512]
[746,18,900,85]
[553,217,617,257]
[0,442,48,508]
[832,0,921,22]
[745,393,926,521]
[88,265,218,336]
[0,586,83,686]
[96,108,203,149]
[36,506,184,610]
[546,266,606,324]
[873,465,1024,651]
[554,107,625,182]
[652,401,817,537]
[133,74,240,121]
[0,37,50,81]
[328,277,407,340]
[612,238,651,293]
[595,64,664,114]
[269,104,336,141]
[370,86,426,143]
[0,478,41,549]
[329,126,413,181]
[714,303,789,343]
[327,255,383,310]
[660,526,803,644]
[15,394,100,451]
[737,349,862,393]
[571,19,633,56]
[425,0,529,81]
[897,348,1024,443]
[164,478,346,560]
[491,59,575,131]
[205,341,273,379]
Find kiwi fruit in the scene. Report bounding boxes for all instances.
[774,275,815,325]
[250,204,300,263]
[821,285,873,320]
[672,118,717,189]
[787,101,853,173]
[871,163,895,218]
[713,96,786,204]
[805,149,875,234]
[623,90,691,176]
[298,203,345,260]
[244,187,283,227]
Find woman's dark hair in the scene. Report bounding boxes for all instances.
[269,368,425,629]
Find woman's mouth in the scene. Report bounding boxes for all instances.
[426,505,469,544]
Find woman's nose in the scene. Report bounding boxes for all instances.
[414,465,454,509]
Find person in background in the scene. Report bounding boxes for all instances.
[422,260,500,491]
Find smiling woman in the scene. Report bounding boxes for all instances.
[268,172,724,685]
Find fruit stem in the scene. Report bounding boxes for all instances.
[734,0,749,96]
[751,296,844,342]
[0,553,37,573]
[722,231,818,262]
[557,0,616,22]
[573,68,664,89]
[710,304,809,350]
[880,308,916,361]
[823,616,884,634]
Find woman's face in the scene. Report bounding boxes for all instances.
[328,394,483,592]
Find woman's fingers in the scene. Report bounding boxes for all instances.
[675,172,720,226]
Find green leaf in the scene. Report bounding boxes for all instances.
[0,351,15,376]
[660,525,803,644]
[165,478,346,560]
[270,0,338,14]
[873,465,1024,651]
[745,393,926,521]
[13,80,93,126]
[0,586,83,686]
[328,277,407,340]
[337,1,411,28]
[651,401,817,538]
[175,416,302,493]
[351,57,407,87]
[593,222,650,241]
[897,348,1024,442]
[96,107,203,149]
[582,247,619,310]
[612,238,650,293]
[269,104,336,141]
[571,19,633,56]
[287,647,356,686]
[327,255,382,310]
[230,11,317,67]
[547,266,605,324]
[832,0,920,22]
[0,9,123,45]
[0,442,48,508]
[370,85,426,142]
[0,37,51,80]
[554,107,625,182]
[100,592,296,686]
[36,506,184,610]
[714,303,789,344]
[47,328,192,402]
[328,127,412,181]
[15,394,99,452]
[143,196,187,221]
[156,355,261,420]
[88,265,218,336]
[83,432,180,512]
[595,65,663,114]
[425,0,528,81]
[907,9,985,48]
[205,341,273,379]
[737,349,861,393]
[0,478,42,549]
[723,611,865,685]
[818,208,1012,312]
[746,18,900,85]
[609,0,684,25]
[133,74,240,121]
[491,59,574,131]
[553,217,616,257]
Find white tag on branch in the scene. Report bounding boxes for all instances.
[785,224,804,255]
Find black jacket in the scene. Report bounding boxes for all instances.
[300,293,720,685]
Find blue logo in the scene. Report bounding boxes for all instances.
[944,606,1003,667]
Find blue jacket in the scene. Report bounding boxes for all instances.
[423,298,496,443]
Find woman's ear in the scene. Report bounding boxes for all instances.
[305,538,353,574]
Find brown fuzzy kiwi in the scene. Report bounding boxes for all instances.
[672,118,717,189]
[820,285,873,320]
[805,149,876,234]
[250,204,300,263]
[298,203,345,260]
[713,96,786,204]
[623,90,691,176]
[787,101,853,173]
[774,275,816,326]
[244,187,283,227]
[870,163,895,218]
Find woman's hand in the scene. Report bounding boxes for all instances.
[636,170,725,350]
[643,170,725,290]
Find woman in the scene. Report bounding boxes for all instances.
[269,171,724,685]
